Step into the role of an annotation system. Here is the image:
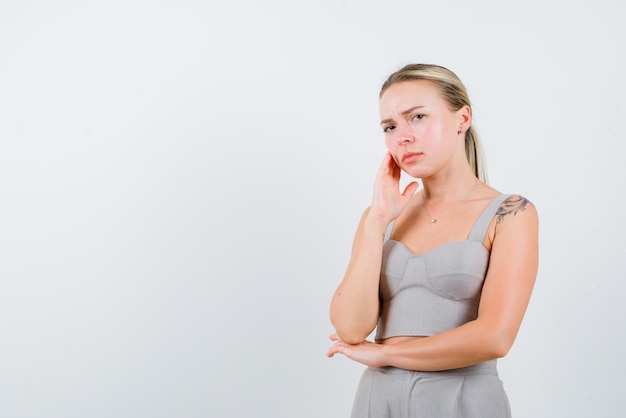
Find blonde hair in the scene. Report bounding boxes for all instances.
[380,64,488,183]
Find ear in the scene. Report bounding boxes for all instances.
[457,105,472,133]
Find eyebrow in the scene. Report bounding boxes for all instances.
[380,105,425,126]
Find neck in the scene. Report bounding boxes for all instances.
[421,166,478,204]
[420,171,478,223]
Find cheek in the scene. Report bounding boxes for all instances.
[425,123,449,146]
[422,123,438,138]
[384,135,395,151]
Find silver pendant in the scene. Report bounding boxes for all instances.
[431,218,437,223]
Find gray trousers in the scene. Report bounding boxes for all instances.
[350,360,511,418]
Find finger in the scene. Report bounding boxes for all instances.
[328,333,340,341]
[383,151,400,172]
[402,181,420,198]
[390,157,402,179]
[327,347,337,358]
[327,343,349,358]
[378,152,394,175]
[327,343,341,357]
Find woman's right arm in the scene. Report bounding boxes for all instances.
[329,208,389,344]
[330,153,419,344]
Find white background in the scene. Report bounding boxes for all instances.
[1,1,624,417]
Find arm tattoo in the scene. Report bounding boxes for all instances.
[496,195,530,224]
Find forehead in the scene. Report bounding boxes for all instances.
[379,80,443,113]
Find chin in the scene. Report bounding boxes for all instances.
[402,168,426,179]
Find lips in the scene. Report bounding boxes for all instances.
[401,152,423,163]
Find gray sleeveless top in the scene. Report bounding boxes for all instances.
[375,194,510,341]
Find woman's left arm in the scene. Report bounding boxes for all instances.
[328,197,539,371]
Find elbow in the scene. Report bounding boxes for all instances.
[331,319,375,345]
[491,341,511,359]
[476,318,519,359]
[330,314,377,345]
[487,332,516,359]
[335,330,369,345]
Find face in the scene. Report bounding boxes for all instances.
[379,80,469,179]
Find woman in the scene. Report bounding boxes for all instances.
[327,64,538,417]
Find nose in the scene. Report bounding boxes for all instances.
[397,124,414,144]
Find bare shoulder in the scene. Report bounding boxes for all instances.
[495,194,537,225]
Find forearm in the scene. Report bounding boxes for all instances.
[330,215,387,344]
[381,319,512,371]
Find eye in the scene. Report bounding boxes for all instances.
[383,125,396,133]
[410,114,425,122]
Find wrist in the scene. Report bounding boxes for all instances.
[363,211,390,238]
[378,342,394,368]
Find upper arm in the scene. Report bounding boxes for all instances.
[477,195,539,354]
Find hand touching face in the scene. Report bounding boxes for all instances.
[379,80,470,179]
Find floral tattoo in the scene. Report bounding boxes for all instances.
[496,195,530,224]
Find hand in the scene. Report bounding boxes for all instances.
[326,334,387,368]
[369,152,419,223]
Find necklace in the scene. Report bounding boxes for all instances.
[422,178,478,223]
